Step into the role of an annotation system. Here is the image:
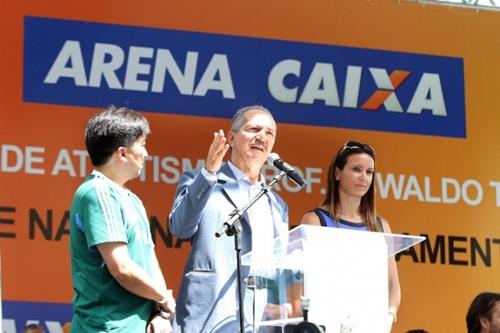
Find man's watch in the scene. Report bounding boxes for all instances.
[157,309,170,320]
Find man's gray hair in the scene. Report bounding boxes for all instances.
[229,105,276,133]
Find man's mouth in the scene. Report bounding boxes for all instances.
[250,145,264,152]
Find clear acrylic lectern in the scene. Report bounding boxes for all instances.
[241,224,425,333]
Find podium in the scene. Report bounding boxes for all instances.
[241,225,424,333]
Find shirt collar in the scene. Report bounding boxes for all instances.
[91,170,130,195]
[227,161,265,186]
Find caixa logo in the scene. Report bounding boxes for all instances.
[23,16,465,137]
[268,60,446,116]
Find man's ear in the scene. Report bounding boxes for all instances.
[226,131,235,148]
[117,147,128,161]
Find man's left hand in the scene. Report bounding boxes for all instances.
[146,315,172,333]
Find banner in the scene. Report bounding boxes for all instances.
[23,16,465,138]
[1,1,499,332]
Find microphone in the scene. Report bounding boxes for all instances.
[267,153,306,188]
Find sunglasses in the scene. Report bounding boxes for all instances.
[339,140,376,157]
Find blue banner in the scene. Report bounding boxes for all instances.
[2,300,72,332]
[23,16,466,137]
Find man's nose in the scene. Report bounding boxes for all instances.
[255,130,266,141]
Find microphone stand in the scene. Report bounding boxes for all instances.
[215,170,286,333]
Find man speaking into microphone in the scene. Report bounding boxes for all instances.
[169,105,292,332]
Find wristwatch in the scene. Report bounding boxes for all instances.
[157,309,170,320]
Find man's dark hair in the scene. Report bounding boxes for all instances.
[466,292,500,333]
[85,106,150,166]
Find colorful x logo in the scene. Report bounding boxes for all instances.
[361,68,410,111]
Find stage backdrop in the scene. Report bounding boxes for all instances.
[1,1,499,332]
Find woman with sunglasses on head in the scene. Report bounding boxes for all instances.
[300,140,400,331]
